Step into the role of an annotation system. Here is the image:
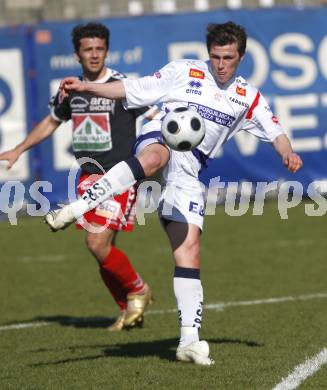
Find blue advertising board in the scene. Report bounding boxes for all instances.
[0,26,34,184]
[0,26,38,216]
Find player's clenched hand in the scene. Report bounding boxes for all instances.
[0,149,20,170]
[282,152,303,173]
[59,77,85,98]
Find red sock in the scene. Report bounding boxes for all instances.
[99,268,127,310]
[100,246,144,308]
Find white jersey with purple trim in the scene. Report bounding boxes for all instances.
[123,59,284,159]
[123,59,284,229]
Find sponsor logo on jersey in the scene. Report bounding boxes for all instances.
[236,86,246,96]
[229,96,249,108]
[236,78,248,86]
[154,71,162,78]
[188,80,202,89]
[189,68,205,79]
[89,97,115,113]
[188,103,235,128]
[70,96,89,109]
[71,113,112,152]
[186,79,202,95]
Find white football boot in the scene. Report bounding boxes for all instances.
[176,340,215,366]
[44,205,76,231]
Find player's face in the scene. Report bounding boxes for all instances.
[209,42,244,84]
[75,37,108,81]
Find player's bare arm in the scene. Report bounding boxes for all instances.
[272,134,303,173]
[0,114,59,170]
[60,77,126,100]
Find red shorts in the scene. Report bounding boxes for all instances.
[76,173,136,232]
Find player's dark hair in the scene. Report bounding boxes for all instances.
[206,21,247,57]
[71,22,110,52]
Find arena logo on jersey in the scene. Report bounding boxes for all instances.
[236,86,246,96]
[186,80,202,95]
[188,103,235,128]
[71,113,112,152]
[90,97,115,112]
[189,69,205,79]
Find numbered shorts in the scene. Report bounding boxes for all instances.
[76,173,136,231]
[158,181,205,230]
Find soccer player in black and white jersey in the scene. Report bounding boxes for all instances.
[46,22,303,365]
[0,23,154,331]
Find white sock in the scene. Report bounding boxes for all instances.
[173,267,203,347]
[70,161,136,219]
[180,326,199,348]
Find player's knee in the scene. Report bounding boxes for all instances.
[85,234,111,262]
[176,240,200,268]
[186,240,200,262]
[138,146,169,176]
[138,152,161,176]
[85,234,99,255]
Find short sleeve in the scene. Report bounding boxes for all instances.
[49,92,71,122]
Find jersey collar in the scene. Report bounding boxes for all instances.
[82,67,112,83]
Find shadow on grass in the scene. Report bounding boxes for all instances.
[29,336,263,367]
[36,315,117,328]
[1,315,118,329]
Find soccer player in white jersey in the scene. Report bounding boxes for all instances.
[45,21,303,365]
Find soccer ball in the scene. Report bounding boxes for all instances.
[161,107,205,151]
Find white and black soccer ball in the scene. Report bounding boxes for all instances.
[161,107,205,151]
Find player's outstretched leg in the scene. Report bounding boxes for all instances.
[44,158,147,232]
[44,206,76,231]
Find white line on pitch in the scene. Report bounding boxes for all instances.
[0,322,51,331]
[273,348,327,390]
[276,239,313,247]
[1,292,327,332]
[145,292,327,315]
[18,255,66,263]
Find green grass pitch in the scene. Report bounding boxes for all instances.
[0,201,326,389]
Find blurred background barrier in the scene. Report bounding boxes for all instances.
[0,0,326,25]
[0,2,326,206]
